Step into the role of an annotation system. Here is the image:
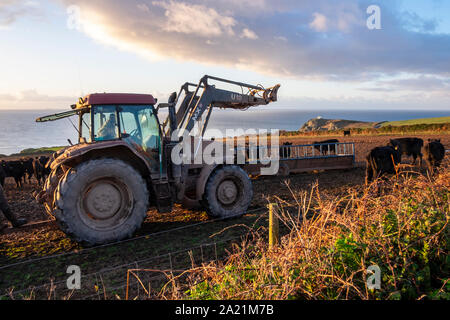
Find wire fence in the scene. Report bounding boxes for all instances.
[0,206,266,270]
[1,235,246,300]
[0,207,268,300]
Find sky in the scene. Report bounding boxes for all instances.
[0,0,449,110]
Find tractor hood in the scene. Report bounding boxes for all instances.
[49,140,153,171]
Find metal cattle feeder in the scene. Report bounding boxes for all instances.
[242,142,356,176]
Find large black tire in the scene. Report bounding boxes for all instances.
[203,166,253,219]
[180,187,202,210]
[41,166,64,216]
[54,159,149,246]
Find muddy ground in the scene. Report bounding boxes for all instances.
[0,133,448,299]
[1,132,448,226]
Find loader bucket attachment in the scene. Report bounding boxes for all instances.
[263,84,280,103]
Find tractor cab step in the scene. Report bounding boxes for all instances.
[152,180,173,213]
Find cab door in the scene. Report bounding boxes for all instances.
[118,105,164,176]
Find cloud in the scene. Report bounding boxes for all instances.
[152,0,236,37]
[136,3,150,13]
[310,13,328,32]
[240,28,258,40]
[0,90,76,109]
[54,0,450,82]
[0,0,42,27]
[361,75,450,92]
[400,11,438,33]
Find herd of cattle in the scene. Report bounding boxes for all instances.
[280,137,446,184]
[365,138,446,184]
[0,156,51,188]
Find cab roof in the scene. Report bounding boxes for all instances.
[76,93,157,109]
[36,93,157,123]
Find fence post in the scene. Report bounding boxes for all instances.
[268,203,279,249]
[125,270,130,300]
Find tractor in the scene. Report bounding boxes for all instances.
[36,75,280,246]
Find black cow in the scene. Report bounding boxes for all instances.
[32,158,45,185]
[389,138,423,166]
[21,158,34,184]
[280,142,292,158]
[1,160,26,188]
[423,139,445,170]
[365,146,401,184]
[344,130,351,137]
[313,139,339,155]
[38,156,51,179]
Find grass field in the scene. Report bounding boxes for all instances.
[281,121,450,138]
[0,147,65,159]
[17,147,64,156]
[382,116,450,127]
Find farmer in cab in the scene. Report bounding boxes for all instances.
[97,113,117,140]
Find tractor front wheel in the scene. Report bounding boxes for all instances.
[203,166,253,219]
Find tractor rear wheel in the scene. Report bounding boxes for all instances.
[203,166,253,219]
[41,166,63,216]
[54,159,149,246]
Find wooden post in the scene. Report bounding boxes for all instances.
[269,203,279,249]
[125,270,130,300]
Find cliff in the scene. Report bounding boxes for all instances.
[299,117,385,132]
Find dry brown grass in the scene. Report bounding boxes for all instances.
[157,161,449,300]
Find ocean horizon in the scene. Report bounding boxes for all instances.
[0,108,449,156]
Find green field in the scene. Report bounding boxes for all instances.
[18,146,64,154]
[382,116,450,127]
[2,146,65,158]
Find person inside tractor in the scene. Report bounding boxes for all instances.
[97,113,117,140]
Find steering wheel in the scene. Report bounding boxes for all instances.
[129,128,142,142]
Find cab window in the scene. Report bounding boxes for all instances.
[119,110,139,141]
[118,105,160,153]
[140,110,160,152]
[93,105,119,141]
[80,112,92,143]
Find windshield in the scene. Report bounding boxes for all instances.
[88,105,160,151]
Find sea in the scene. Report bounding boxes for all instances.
[0,108,449,156]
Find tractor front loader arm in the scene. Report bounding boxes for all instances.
[160,75,280,138]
